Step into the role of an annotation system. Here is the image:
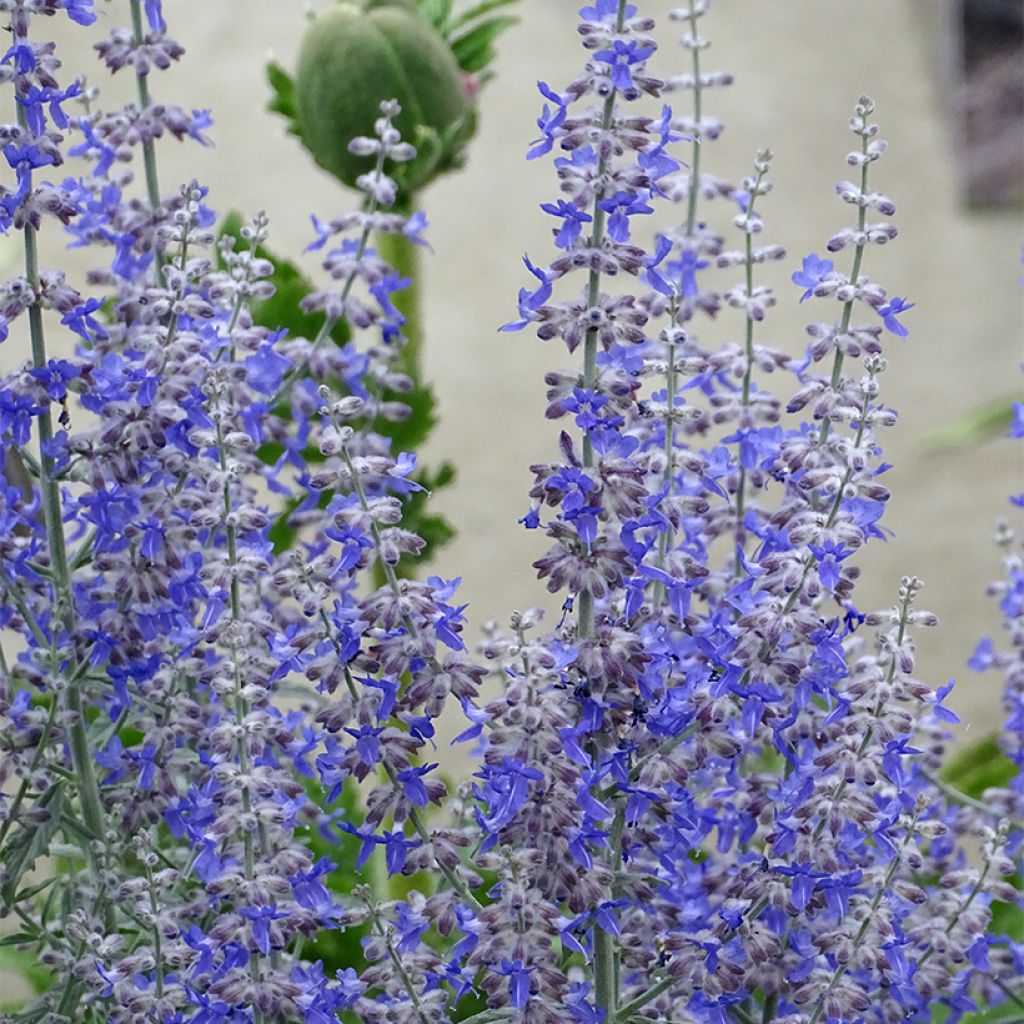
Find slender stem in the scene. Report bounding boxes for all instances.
[923,767,1024,826]
[375,194,423,381]
[144,860,164,999]
[684,2,702,238]
[272,143,393,404]
[578,3,625,645]
[129,0,161,214]
[818,122,870,446]
[215,419,271,1016]
[733,161,769,571]
[584,9,628,1020]
[17,128,107,906]
[617,975,673,1019]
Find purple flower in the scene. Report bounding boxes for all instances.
[61,0,97,25]
[1009,401,1024,439]
[597,190,653,243]
[594,40,654,92]
[791,253,834,301]
[580,0,637,23]
[540,199,592,250]
[877,295,915,336]
[28,359,79,401]
[62,298,109,343]
[493,959,534,1009]
[244,335,292,394]
[240,905,289,956]
[528,81,569,160]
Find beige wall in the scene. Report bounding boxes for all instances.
[8,0,1023,747]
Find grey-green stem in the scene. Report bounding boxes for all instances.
[129,0,162,215]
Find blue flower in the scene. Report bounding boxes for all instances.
[500,255,552,332]
[540,199,592,250]
[493,959,534,1009]
[240,905,289,956]
[580,0,637,23]
[639,106,684,182]
[877,295,915,336]
[144,0,165,31]
[62,298,109,343]
[594,40,654,92]
[61,0,97,25]
[244,334,292,394]
[929,679,960,724]
[808,539,854,592]
[1009,401,1024,439]
[528,81,569,160]
[396,763,437,807]
[473,757,543,835]
[28,359,79,401]
[791,253,834,301]
[597,190,653,243]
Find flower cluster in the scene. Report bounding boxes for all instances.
[481,2,1023,1022]
[0,1,1019,1023]
[0,2,477,1021]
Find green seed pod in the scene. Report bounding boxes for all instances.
[294,0,474,198]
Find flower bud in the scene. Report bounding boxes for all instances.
[293,0,473,197]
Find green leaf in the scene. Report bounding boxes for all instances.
[416,0,453,29]
[0,783,65,904]
[14,875,58,903]
[941,734,1017,799]
[451,15,518,74]
[0,948,53,998]
[443,0,518,35]
[922,396,1018,452]
[376,381,439,453]
[266,61,303,139]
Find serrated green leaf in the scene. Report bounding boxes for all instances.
[451,15,518,74]
[266,60,304,140]
[444,0,518,35]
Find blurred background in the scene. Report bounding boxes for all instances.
[7,0,1024,740]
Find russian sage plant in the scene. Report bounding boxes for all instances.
[0,1,1020,1024]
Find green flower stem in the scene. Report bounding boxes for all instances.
[21,194,107,895]
[582,7,627,1021]
[819,116,870,446]
[683,1,702,239]
[734,160,770,544]
[375,195,423,381]
[129,0,162,214]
